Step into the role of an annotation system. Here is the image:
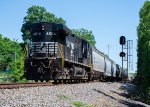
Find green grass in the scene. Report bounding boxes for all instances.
[0,72,11,83]
[58,95,70,101]
[57,95,93,107]
[72,101,92,107]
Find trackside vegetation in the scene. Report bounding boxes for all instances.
[137,1,150,104]
[0,34,24,82]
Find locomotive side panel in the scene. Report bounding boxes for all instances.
[65,35,92,67]
[65,35,81,63]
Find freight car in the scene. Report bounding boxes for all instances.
[24,22,124,82]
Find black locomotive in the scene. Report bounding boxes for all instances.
[24,22,124,82]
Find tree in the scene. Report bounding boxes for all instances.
[137,1,150,104]
[0,34,21,70]
[137,1,150,87]
[21,5,66,42]
[0,34,24,82]
[72,28,96,46]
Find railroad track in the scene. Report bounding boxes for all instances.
[0,79,92,89]
[0,79,125,89]
[0,82,53,89]
[0,79,87,89]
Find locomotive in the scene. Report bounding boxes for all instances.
[24,22,123,82]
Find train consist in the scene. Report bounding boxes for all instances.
[24,22,125,82]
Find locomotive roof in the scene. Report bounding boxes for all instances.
[31,22,72,35]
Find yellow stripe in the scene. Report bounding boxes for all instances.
[58,44,64,67]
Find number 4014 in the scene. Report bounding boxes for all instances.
[46,32,56,36]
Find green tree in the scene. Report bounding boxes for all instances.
[72,28,96,46]
[137,1,150,104]
[21,5,66,42]
[137,1,150,87]
[0,34,24,82]
[10,55,25,82]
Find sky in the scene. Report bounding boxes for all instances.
[0,0,147,73]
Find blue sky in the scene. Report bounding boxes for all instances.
[0,0,147,73]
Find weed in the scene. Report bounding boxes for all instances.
[58,95,69,101]
[72,101,92,107]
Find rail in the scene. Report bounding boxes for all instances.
[0,82,53,89]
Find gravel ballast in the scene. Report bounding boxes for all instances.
[0,82,149,107]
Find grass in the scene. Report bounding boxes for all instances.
[58,95,92,107]
[58,95,70,101]
[72,101,92,107]
[57,95,92,107]
[16,79,30,83]
[0,72,12,83]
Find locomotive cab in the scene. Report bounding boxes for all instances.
[29,22,71,58]
[25,22,71,81]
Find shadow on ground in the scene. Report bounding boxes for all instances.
[93,86,148,107]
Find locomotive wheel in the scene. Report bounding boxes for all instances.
[88,73,91,81]
[46,79,49,82]
[63,79,66,83]
[40,79,44,82]
[52,72,60,80]
[99,76,103,82]
[34,80,38,82]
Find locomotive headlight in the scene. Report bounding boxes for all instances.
[41,25,45,31]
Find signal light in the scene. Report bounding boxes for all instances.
[120,52,125,57]
[120,36,126,45]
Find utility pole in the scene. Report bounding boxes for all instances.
[107,44,110,57]
[14,38,18,68]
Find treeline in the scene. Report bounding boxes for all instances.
[0,6,96,82]
[137,1,150,104]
